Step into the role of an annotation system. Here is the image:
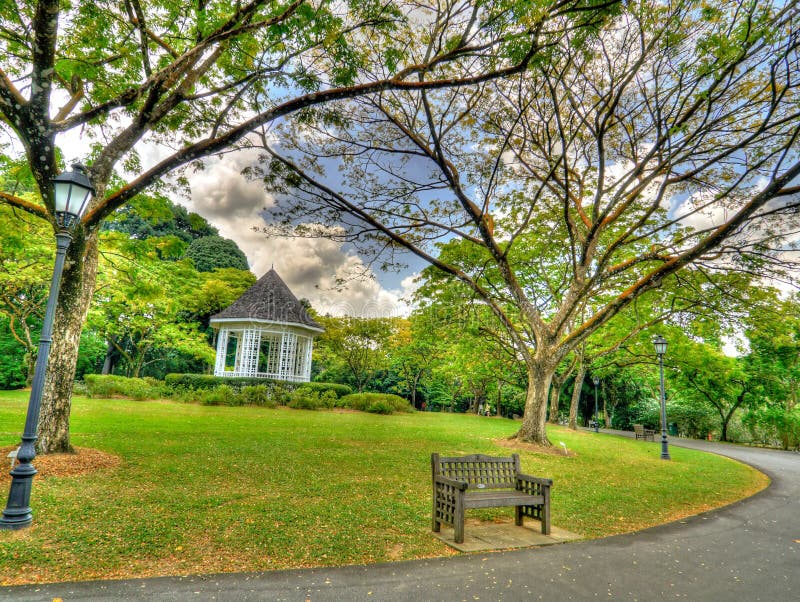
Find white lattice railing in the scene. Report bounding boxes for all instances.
[214,369,309,383]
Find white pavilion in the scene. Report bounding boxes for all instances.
[209,268,323,382]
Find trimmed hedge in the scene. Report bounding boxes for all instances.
[336,392,414,415]
[84,374,165,400]
[164,373,352,397]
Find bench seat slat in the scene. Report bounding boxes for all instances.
[463,490,544,509]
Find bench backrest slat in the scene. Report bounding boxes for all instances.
[432,453,520,489]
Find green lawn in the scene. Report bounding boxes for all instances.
[0,390,767,585]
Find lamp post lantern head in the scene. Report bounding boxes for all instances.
[652,334,668,357]
[592,375,600,386]
[53,163,94,231]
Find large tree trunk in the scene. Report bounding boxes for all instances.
[569,361,586,431]
[720,417,730,443]
[515,358,556,446]
[101,339,115,375]
[37,230,99,454]
[548,373,564,423]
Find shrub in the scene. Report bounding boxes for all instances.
[241,385,277,408]
[84,374,165,400]
[304,381,353,398]
[72,380,89,396]
[199,385,241,406]
[287,387,337,410]
[337,393,413,415]
[271,384,292,406]
[366,400,394,415]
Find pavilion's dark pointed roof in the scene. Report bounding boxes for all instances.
[210,268,323,331]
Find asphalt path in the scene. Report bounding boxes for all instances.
[2,435,798,601]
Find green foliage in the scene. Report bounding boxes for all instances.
[184,236,249,273]
[669,339,752,441]
[0,204,51,384]
[164,373,351,397]
[198,385,239,406]
[287,387,337,410]
[0,317,26,389]
[104,193,218,246]
[337,392,413,414]
[742,405,800,450]
[240,385,278,408]
[180,268,256,327]
[84,374,166,401]
[75,330,108,380]
[194,384,280,408]
[91,230,219,378]
[314,316,394,392]
[660,397,716,440]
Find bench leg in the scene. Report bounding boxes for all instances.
[454,501,465,544]
[515,505,523,526]
[541,492,551,535]
[454,518,464,544]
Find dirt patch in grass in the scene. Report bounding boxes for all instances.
[0,446,121,482]
[494,437,576,457]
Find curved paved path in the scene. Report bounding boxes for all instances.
[2,437,798,601]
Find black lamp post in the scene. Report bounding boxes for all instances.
[592,375,600,432]
[0,164,94,530]
[652,334,671,460]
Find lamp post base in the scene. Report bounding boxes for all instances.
[660,435,671,460]
[0,464,36,530]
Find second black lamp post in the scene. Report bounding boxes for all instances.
[591,375,600,432]
[652,334,671,460]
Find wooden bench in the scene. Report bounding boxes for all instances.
[634,424,655,441]
[431,453,552,544]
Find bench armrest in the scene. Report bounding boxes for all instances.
[516,473,552,495]
[517,473,552,487]
[434,475,468,491]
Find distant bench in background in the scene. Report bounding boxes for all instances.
[634,424,655,441]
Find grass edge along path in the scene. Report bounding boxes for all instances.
[0,391,768,586]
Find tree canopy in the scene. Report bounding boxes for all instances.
[1,0,604,452]
[262,0,800,445]
[184,235,250,272]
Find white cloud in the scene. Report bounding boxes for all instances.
[673,188,730,231]
[189,151,274,219]
[187,155,414,318]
